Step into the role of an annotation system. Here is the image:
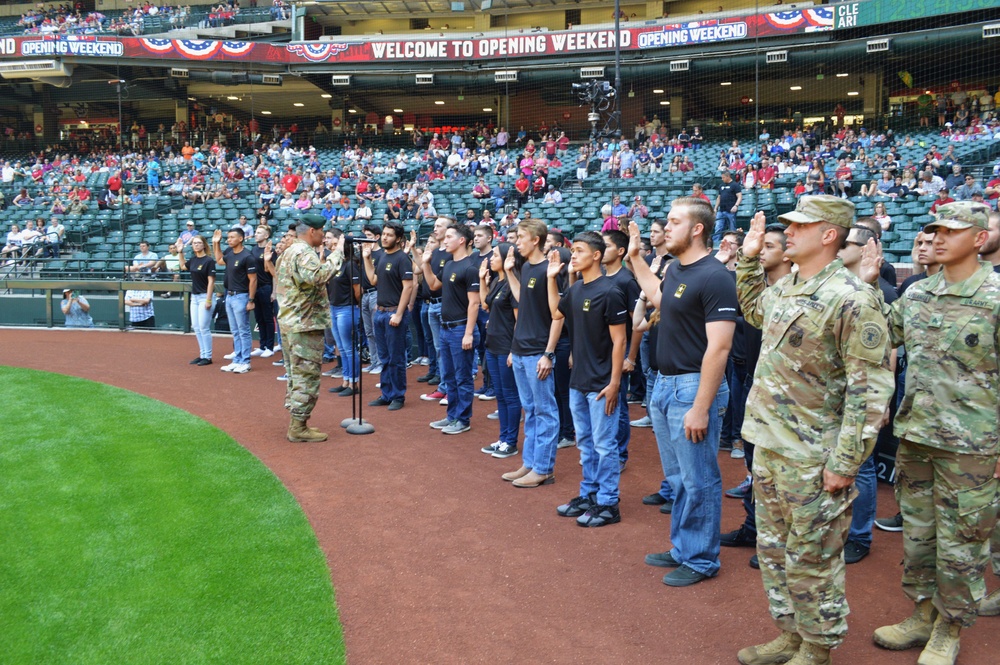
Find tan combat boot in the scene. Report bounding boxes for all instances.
[873,599,937,650]
[785,641,831,665]
[916,616,961,665]
[979,588,1000,616]
[737,631,802,665]
[287,418,328,442]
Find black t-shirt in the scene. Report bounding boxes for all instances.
[485,279,516,355]
[718,180,742,211]
[441,254,480,323]
[187,254,215,295]
[427,247,449,299]
[558,276,628,392]
[511,259,555,356]
[361,247,381,292]
[331,260,360,307]
[656,254,738,375]
[880,261,897,287]
[251,245,272,288]
[224,247,256,293]
[374,248,413,307]
[604,266,640,346]
[897,271,928,298]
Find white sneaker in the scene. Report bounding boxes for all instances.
[261,349,274,358]
[276,374,287,381]
[250,349,264,357]
[232,363,251,374]
[220,363,237,372]
[439,397,448,406]
[224,352,236,360]
[273,344,282,352]
[368,364,383,375]
[487,410,499,420]
[557,437,576,449]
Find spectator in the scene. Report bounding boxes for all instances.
[953,174,984,201]
[542,185,563,205]
[1,224,22,261]
[629,195,649,218]
[128,241,158,274]
[713,171,742,244]
[872,201,892,231]
[929,188,954,214]
[125,288,155,328]
[179,220,198,246]
[61,288,94,328]
[42,217,64,258]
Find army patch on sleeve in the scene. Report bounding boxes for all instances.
[860,322,884,349]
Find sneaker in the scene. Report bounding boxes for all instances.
[557,437,576,449]
[431,418,454,430]
[276,374,287,381]
[481,441,503,455]
[875,513,903,532]
[417,373,435,383]
[428,375,441,386]
[627,395,643,405]
[630,415,652,428]
[220,363,238,372]
[388,399,405,411]
[261,349,274,358]
[442,421,471,435]
[321,368,338,377]
[250,348,264,357]
[439,397,448,406]
[644,550,682,568]
[642,493,669,506]
[662,564,709,587]
[731,447,745,459]
[368,397,391,407]
[491,442,518,459]
[272,360,285,367]
[749,554,760,569]
[232,363,250,374]
[368,364,383,375]
[720,525,757,548]
[719,440,734,452]
[196,358,213,366]
[725,475,753,499]
[843,540,870,564]
[273,344,281,352]
[557,494,594,518]
[189,357,203,365]
[487,410,499,420]
[224,352,236,360]
[659,501,674,515]
[421,390,446,401]
[331,369,344,378]
[577,502,621,528]
[477,391,496,401]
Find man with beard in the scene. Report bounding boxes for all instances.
[627,198,738,587]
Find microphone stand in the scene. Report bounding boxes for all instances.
[341,237,376,435]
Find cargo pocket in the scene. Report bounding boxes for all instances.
[956,478,999,542]
[789,486,856,566]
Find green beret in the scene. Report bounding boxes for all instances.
[299,213,327,229]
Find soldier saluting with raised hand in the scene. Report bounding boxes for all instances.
[864,201,1000,665]
[734,196,894,665]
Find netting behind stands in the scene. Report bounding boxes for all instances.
[2,9,1000,282]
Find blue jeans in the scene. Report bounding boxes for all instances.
[848,454,877,548]
[485,350,520,445]
[511,353,559,475]
[419,301,437,373]
[571,389,621,505]
[648,372,728,577]
[331,304,360,381]
[361,291,380,366]
[713,211,736,244]
[439,325,479,426]
[615,379,631,464]
[554,337,574,441]
[191,293,214,359]
[427,301,447,393]
[225,292,251,365]
[373,308,409,402]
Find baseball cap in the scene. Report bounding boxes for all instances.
[778,195,855,229]
[924,201,990,232]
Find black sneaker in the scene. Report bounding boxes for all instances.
[557,494,594,518]
[427,375,440,386]
[659,501,674,515]
[388,399,405,411]
[196,358,213,366]
[720,525,757,548]
[843,540,870,564]
[577,502,621,527]
[644,550,681,568]
[662,564,709,587]
[189,357,203,365]
[368,397,391,407]
[642,492,669,506]
[417,373,434,383]
[481,441,503,455]
[875,513,903,532]
[491,442,519,459]
[749,554,760,570]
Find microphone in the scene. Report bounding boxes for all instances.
[347,235,379,243]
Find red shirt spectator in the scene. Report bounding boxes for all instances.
[929,192,954,213]
[281,171,301,194]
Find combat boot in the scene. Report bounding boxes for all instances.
[785,641,831,665]
[873,599,937,650]
[287,418,328,442]
[916,616,961,665]
[737,631,802,665]
[979,588,1000,616]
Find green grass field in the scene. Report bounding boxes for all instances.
[0,367,344,664]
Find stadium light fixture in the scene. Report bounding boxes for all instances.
[434,101,445,105]
[393,108,403,113]
[790,86,802,91]
[483,107,493,112]
[260,111,271,115]
[847,91,859,96]
[836,73,849,77]
[653,89,664,94]
[293,102,305,106]
[720,81,732,86]
[321,94,332,98]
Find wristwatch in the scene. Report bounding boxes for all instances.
[544,351,556,362]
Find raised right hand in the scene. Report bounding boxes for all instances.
[626,220,642,259]
[742,211,767,258]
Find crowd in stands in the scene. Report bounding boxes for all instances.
[18,3,109,36]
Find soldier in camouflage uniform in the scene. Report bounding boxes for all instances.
[735,197,894,665]
[869,201,1000,665]
[276,213,344,442]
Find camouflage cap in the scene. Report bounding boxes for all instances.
[924,201,990,232]
[299,213,327,229]
[778,195,855,229]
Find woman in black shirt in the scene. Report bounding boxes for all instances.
[328,242,362,397]
[176,235,216,365]
[479,242,521,459]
